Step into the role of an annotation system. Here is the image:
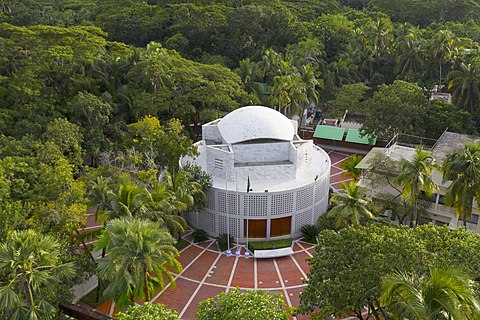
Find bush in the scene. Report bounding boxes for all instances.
[248,238,292,251]
[217,233,234,251]
[196,288,290,320]
[117,302,179,319]
[301,224,319,243]
[316,212,337,232]
[193,229,209,242]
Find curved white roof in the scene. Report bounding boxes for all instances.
[217,106,295,144]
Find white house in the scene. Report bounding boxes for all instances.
[181,106,331,241]
[358,131,480,230]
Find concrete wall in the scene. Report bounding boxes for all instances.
[72,275,98,303]
[202,123,222,143]
[235,164,296,182]
[294,141,313,176]
[232,142,290,164]
[205,146,234,180]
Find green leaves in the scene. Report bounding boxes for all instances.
[196,288,290,320]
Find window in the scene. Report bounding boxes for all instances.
[438,195,446,205]
[214,158,223,170]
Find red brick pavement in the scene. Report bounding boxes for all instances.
[256,259,280,288]
[92,148,361,319]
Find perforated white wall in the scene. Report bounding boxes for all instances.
[315,177,328,202]
[206,188,215,210]
[271,193,293,216]
[218,215,228,234]
[229,217,240,238]
[295,210,313,232]
[227,193,239,215]
[198,211,216,234]
[296,186,314,211]
[217,191,226,213]
[244,195,268,217]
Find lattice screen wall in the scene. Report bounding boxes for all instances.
[206,188,215,210]
[296,186,314,210]
[227,193,239,215]
[244,195,268,217]
[314,199,328,221]
[198,211,216,234]
[271,192,294,216]
[218,215,228,234]
[295,209,313,233]
[217,191,226,213]
[229,216,240,238]
[315,177,329,202]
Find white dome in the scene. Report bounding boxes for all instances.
[217,106,295,144]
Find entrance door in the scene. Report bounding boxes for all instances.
[270,216,292,237]
[244,219,267,238]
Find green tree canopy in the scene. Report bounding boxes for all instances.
[196,287,290,320]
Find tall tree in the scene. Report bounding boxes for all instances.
[447,62,480,114]
[0,230,76,320]
[328,181,376,228]
[442,142,480,225]
[394,147,438,227]
[381,266,480,320]
[96,218,181,307]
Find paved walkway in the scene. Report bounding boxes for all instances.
[96,150,357,319]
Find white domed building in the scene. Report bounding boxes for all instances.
[181,106,331,241]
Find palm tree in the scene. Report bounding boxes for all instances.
[96,218,182,308]
[339,154,364,181]
[429,30,457,87]
[380,266,480,320]
[163,170,205,212]
[447,62,480,114]
[394,147,438,227]
[395,28,425,77]
[105,180,149,220]
[442,142,480,225]
[0,230,76,320]
[145,182,188,236]
[327,181,376,228]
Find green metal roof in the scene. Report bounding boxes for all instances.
[345,129,377,145]
[313,125,345,141]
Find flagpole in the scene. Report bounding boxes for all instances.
[245,175,250,258]
[225,172,231,256]
[235,172,240,257]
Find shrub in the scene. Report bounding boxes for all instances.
[301,224,319,243]
[197,288,290,320]
[248,238,292,251]
[217,233,234,251]
[193,229,209,242]
[117,302,179,319]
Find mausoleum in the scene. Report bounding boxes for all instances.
[181,106,331,241]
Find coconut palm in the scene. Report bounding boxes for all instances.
[339,154,364,181]
[395,29,425,76]
[163,170,206,212]
[144,182,188,235]
[328,181,376,228]
[447,62,480,114]
[442,142,480,225]
[96,218,182,307]
[380,266,480,320]
[429,30,457,86]
[0,230,76,320]
[104,180,149,220]
[394,147,438,227]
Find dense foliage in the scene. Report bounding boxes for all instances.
[2,0,480,317]
[196,288,290,320]
[299,224,480,319]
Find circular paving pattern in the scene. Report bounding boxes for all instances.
[96,150,355,319]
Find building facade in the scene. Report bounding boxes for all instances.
[358,131,480,231]
[181,106,331,242]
